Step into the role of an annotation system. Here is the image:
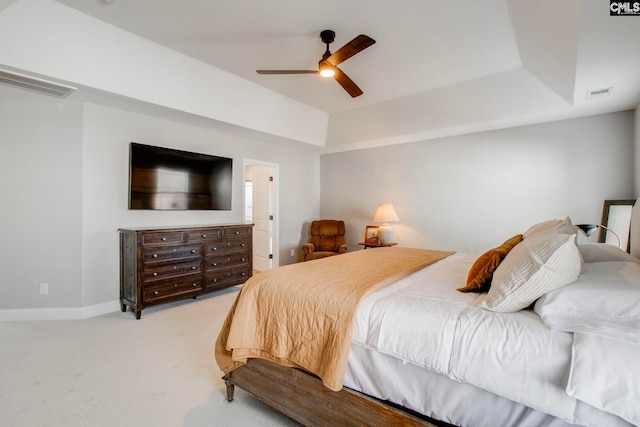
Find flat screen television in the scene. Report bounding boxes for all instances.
[128,143,232,210]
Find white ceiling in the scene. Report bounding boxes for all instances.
[23,1,640,150]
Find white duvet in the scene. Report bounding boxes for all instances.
[568,332,640,426]
[351,253,634,426]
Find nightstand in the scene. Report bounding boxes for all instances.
[358,242,398,249]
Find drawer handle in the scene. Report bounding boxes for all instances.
[241,258,246,262]
[213,278,217,283]
[174,284,178,288]
[226,272,231,277]
[152,254,158,258]
[213,247,217,251]
[241,272,246,276]
[212,263,217,267]
[161,237,167,241]
[227,257,231,261]
[154,291,159,295]
[152,273,158,277]
[201,234,207,238]
[191,266,197,270]
[235,231,240,235]
[191,249,197,253]
[192,283,197,287]
[241,243,246,247]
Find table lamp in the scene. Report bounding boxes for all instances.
[576,223,621,248]
[373,203,399,245]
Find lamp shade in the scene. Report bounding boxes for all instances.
[373,204,399,223]
[576,224,599,237]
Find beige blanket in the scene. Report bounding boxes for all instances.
[215,247,453,391]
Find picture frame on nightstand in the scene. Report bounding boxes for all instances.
[364,225,379,244]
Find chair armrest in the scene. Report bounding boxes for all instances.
[302,243,315,255]
[338,244,348,254]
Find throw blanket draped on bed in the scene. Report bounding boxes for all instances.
[215,247,453,391]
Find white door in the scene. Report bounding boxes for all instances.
[246,163,277,271]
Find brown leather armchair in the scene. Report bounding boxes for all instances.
[302,220,347,261]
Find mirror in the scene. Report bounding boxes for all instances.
[599,199,636,252]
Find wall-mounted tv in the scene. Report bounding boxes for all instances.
[128,143,232,210]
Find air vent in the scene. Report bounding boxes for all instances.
[0,69,76,98]
[585,87,613,100]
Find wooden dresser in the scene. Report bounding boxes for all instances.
[119,224,252,319]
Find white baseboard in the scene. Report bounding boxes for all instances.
[0,300,121,321]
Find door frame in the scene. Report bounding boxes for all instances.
[243,159,279,269]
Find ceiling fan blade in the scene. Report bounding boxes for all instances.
[327,34,376,66]
[256,70,318,74]
[333,67,363,98]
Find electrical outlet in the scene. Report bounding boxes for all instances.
[290,249,295,257]
[39,283,48,295]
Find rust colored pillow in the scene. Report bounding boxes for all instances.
[458,234,523,293]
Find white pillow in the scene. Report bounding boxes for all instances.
[534,261,640,342]
[579,243,639,263]
[478,232,582,312]
[523,216,576,239]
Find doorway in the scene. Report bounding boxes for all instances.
[244,160,278,271]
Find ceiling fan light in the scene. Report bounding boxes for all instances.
[320,68,335,78]
[318,61,335,78]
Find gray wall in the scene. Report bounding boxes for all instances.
[0,81,636,313]
[80,103,320,307]
[0,85,320,311]
[636,106,640,196]
[320,111,636,253]
[0,85,84,309]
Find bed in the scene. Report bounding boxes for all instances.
[215,211,640,427]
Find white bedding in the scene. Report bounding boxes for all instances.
[346,343,578,427]
[349,252,634,427]
[568,332,640,426]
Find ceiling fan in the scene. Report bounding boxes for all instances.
[256,30,376,98]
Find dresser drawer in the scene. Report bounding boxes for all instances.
[206,252,250,271]
[205,267,251,289]
[187,228,222,242]
[208,240,249,254]
[142,231,186,246]
[143,260,202,283]
[223,227,251,241]
[142,244,202,264]
[143,278,203,303]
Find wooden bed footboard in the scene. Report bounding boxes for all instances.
[223,358,452,427]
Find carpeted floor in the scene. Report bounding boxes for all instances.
[0,287,300,427]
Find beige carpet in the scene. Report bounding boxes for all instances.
[0,287,300,427]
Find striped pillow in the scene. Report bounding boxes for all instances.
[478,232,582,312]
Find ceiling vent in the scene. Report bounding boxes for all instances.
[585,87,613,100]
[0,69,76,98]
